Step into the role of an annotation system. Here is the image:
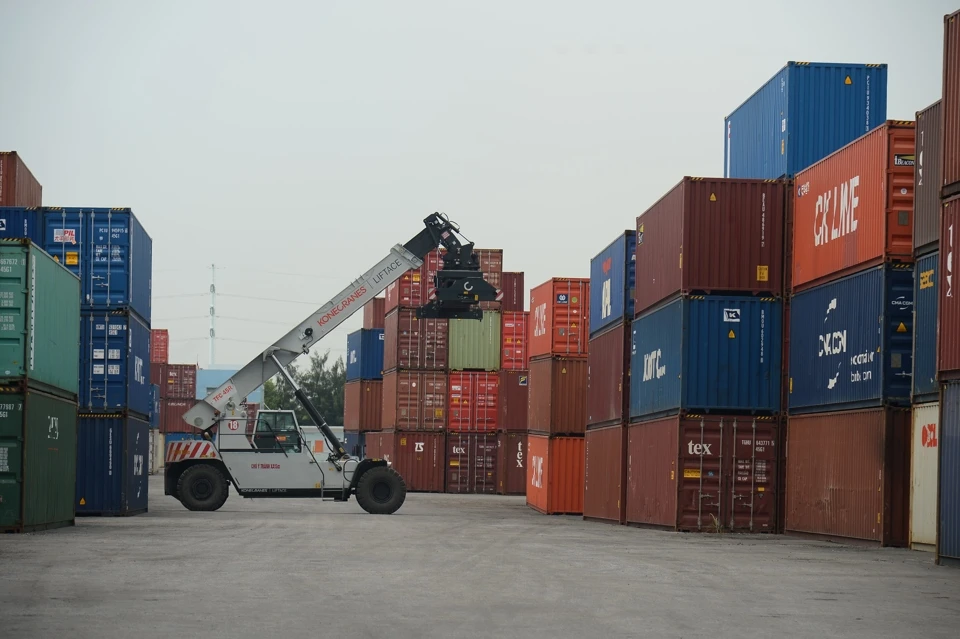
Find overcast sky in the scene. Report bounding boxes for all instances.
[0,0,954,370]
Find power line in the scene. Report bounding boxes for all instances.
[218,293,323,305]
[154,293,208,299]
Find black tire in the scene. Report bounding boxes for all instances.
[355,466,407,514]
[177,464,229,512]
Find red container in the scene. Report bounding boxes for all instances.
[501,311,529,370]
[362,297,386,330]
[527,356,588,436]
[625,415,779,533]
[529,278,590,358]
[526,434,584,515]
[159,399,195,434]
[635,178,786,314]
[150,329,169,365]
[915,100,943,255]
[498,370,529,432]
[383,308,448,371]
[943,10,960,198]
[344,379,383,432]
[583,424,626,524]
[941,196,960,379]
[500,272,525,312]
[476,249,504,311]
[0,151,42,207]
[792,121,916,292]
[497,431,527,495]
[448,371,499,432]
[381,370,448,430]
[150,363,165,390]
[785,408,910,546]
[385,250,442,312]
[367,430,445,492]
[586,321,630,428]
[161,364,197,400]
[446,432,498,494]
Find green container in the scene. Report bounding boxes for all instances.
[0,389,78,532]
[448,311,502,371]
[0,241,81,397]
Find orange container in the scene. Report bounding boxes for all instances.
[791,121,915,292]
[528,278,589,358]
[526,434,584,515]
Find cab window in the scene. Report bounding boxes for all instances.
[252,412,301,452]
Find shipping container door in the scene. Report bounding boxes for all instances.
[726,418,778,533]
[87,211,152,321]
[677,419,724,531]
[43,208,87,293]
[80,312,152,417]
[911,402,939,550]
[913,253,939,400]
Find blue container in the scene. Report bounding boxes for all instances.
[75,414,149,516]
[163,432,205,442]
[80,309,152,417]
[914,253,939,402]
[150,384,160,428]
[346,329,385,381]
[939,381,960,565]
[196,368,263,403]
[343,431,366,458]
[42,207,153,323]
[788,264,913,414]
[724,62,888,179]
[0,207,42,243]
[590,230,637,336]
[629,295,782,420]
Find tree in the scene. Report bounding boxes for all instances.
[262,350,346,426]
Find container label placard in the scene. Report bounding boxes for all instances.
[723,309,741,323]
[53,229,76,244]
[556,293,568,304]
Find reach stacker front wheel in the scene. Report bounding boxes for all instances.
[355,466,407,514]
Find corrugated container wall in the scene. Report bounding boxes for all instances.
[346,329,384,381]
[446,432,498,494]
[498,370,529,432]
[791,121,915,292]
[501,311,528,370]
[42,207,153,323]
[75,415,150,516]
[724,62,888,179]
[159,399,194,434]
[526,435,584,515]
[0,390,77,533]
[381,370,447,431]
[0,207,42,244]
[788,265,913,413]
[583,425,626,524]
[497,431,527,495]
[448,371,498,432]
[527,356,588,435]
[448,311,501,371]
[150,385,159,428]
[500,272,525,312]
[911,402,939,551]
[362,297,385,330]
[939,197,960,379]
[629,295,783,420]
[385,251,440,312]
[785,408,909,546]
[0,152,42,207]
[529,278,590,358]
[80,310,152,417]
[943,11,960,198]
[150,329,169,365]
[475,249,504,311]
[939,381,960,564]
[915,101,943,255]
[635,179,785,314]
[373,431,445,492]
[914,252,939,401]
[590,231,636,335]
[0,242,81,397]
[344,380,383,432]
[160,364,197,400]
[383,309,448,371]
[587,321,631,428]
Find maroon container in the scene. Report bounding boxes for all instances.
[915,100,943,256]
[446,432,498,494]
[383,308,448,371]
[150,363,166,390]
[0,151,42,207]
[362,297,386,330]
[583,424,626,524]
[586,321,630,428]
[159,399,195,434]
[635,177,786,315]
[498,370,529,432]
[162,364,197,400]
[626,415,779,533]
[943,10,960,198]
[501,311,529,370]
[527,355,587,436]
[370,430,445,493]
[344,380,383,432]
[500,271,525,312]
[940,196,960,380]
[497,431,527,495]
[381,370,448,431]
[785,408,910,547]
[476,249,504,311]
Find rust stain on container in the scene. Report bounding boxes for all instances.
[446,432,498,494]
[527,355,588,436]
[526,434,584,515]
[915,100,943,255]
[383,308,448,371]
[498,370,529,432]
[943,10,960,197]
[792,121,915,292]
[344,380,383,432]
[635,178,786,315]
[362,297,386,330]
[584,424,626,524]
[785,408,910,546]
[501,311,529,370]
[0,151,42,207]
[587,321,630,428]
[497,431,527,495]
[382,370,448,430]
[500,272,525,312]
[939,196,960,379]
[529,278,590,358]
[375,430,445,493]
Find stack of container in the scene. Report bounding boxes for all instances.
[525,277,589,515]
[343,297,386,458]
[497,274,528,496]
[151,361,199,440]
[627,177,786,533]
[147,328,167,473]
[583,231,635,525]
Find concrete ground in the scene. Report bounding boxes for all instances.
[2,477,959,639]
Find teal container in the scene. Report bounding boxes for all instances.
[448,311,502,371]
[0,240,81,397]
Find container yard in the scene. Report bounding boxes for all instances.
[4,5,960,639]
